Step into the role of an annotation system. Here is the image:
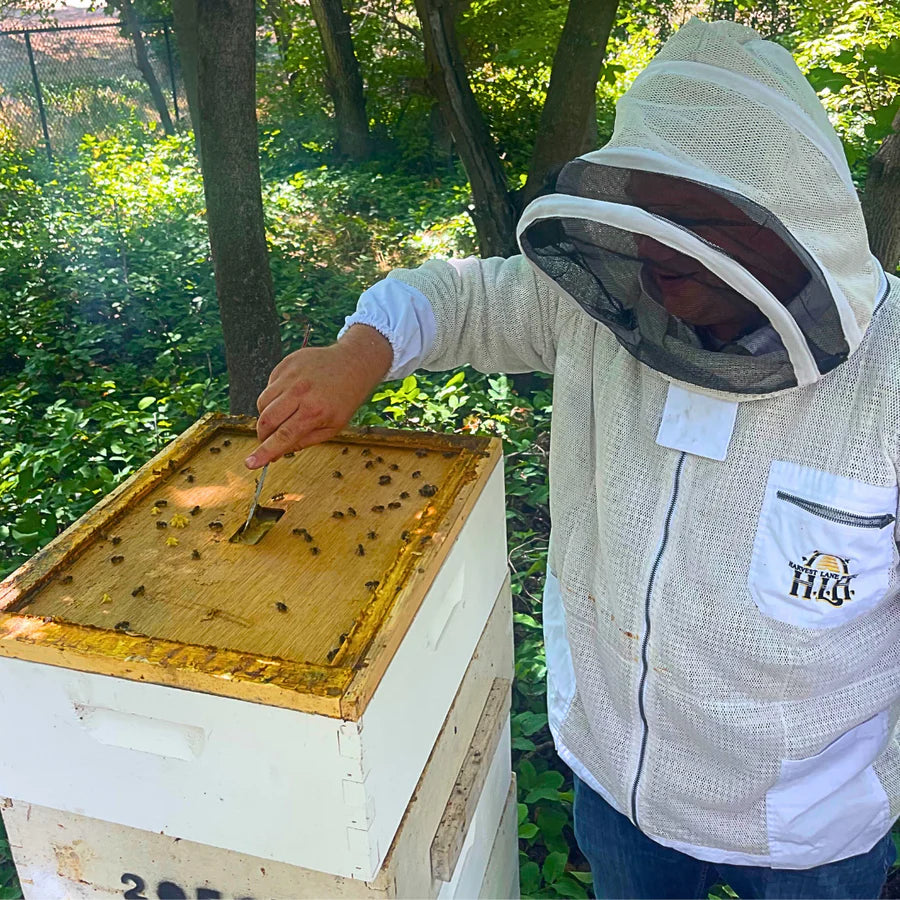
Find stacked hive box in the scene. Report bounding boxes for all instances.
[0,414,518,899]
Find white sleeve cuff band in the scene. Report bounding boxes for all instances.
[337,278,438,381]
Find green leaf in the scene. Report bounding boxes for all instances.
[536,805,569,837]
[535,769,564,790]
[518,822,539,839]
[515,710,548,736]
[517,759,538,791]
[137,396,156,410]
[519,860,541,895]
[525,786,566,804]
[512,735,536,752]
[552,874,590,898]
[542,850,568,884]
[543,830,571,855]
[805,66,851,93]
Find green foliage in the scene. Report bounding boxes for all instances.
[0,827,16,900]
[0,128,477,578]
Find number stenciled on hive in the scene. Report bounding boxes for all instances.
[121,873,256,900]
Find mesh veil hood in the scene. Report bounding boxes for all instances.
[517,17,887,401]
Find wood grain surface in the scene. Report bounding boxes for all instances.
[0,414,502,718]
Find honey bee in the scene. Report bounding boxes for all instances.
[356,544,365,556]
[110,536,122,545]
[371,505,384,514]
[388,502,401,510]
[191,549,201,559]
[365,580,380,589]
[275,601,288,612]
[419,484,438,497]
[209,447,221,454]
[411,471,422,479]
[111,555,124,565]
[332,510,344,519]
[399,491,409,500]
[131,586,145,597]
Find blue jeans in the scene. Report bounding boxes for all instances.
[572,775,897,899]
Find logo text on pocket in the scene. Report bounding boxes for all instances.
[788,551,857,607]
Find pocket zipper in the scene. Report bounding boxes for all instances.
[776,491,896,530]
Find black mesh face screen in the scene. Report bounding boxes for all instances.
[522,217,799,394]
[519,164,849,395]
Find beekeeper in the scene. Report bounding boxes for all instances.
[248,18,900,900]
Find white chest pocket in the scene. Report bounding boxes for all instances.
[748,461,898,628]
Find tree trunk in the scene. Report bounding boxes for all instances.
[263,0,293,62]
[862,107,900,274]
[518,0,619,210]
[171,0,201,148]
[118,0,175,137]
[308,0,372,160]
[414,0,518,257]
[195,0,283,415]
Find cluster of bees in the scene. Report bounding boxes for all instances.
[55,437,449,651]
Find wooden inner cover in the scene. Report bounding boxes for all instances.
[0,416,499,716]
[16,432,472,664]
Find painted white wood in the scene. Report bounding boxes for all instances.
[2,629,514,900]
[437,726,511,900]
[354,461,509,874]
[479,777,519,900]
[0,464,508,882]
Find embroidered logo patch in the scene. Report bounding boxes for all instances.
[788,551,856,607]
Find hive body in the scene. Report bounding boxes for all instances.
[0,415,516,894]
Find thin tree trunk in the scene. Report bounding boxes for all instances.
[263,0,293,62]
[118,0,175,136]
[195,0,283,415]
[519,0,619,210]
[862,107,900,274]
[308,0,372,160]
[414,0,518,257]
[172,0,201,148]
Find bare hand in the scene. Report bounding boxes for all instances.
[245,326,392,469]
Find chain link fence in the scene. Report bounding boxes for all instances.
[0,18,185,158]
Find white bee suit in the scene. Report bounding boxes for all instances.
[340,17,900,868]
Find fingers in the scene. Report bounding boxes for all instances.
[256,375,316,439]
[245,418,337,469]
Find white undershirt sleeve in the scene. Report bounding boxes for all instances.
[337,278,438,382]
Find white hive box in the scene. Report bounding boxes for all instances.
[0,414,508,882]
[2,580,519,899]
